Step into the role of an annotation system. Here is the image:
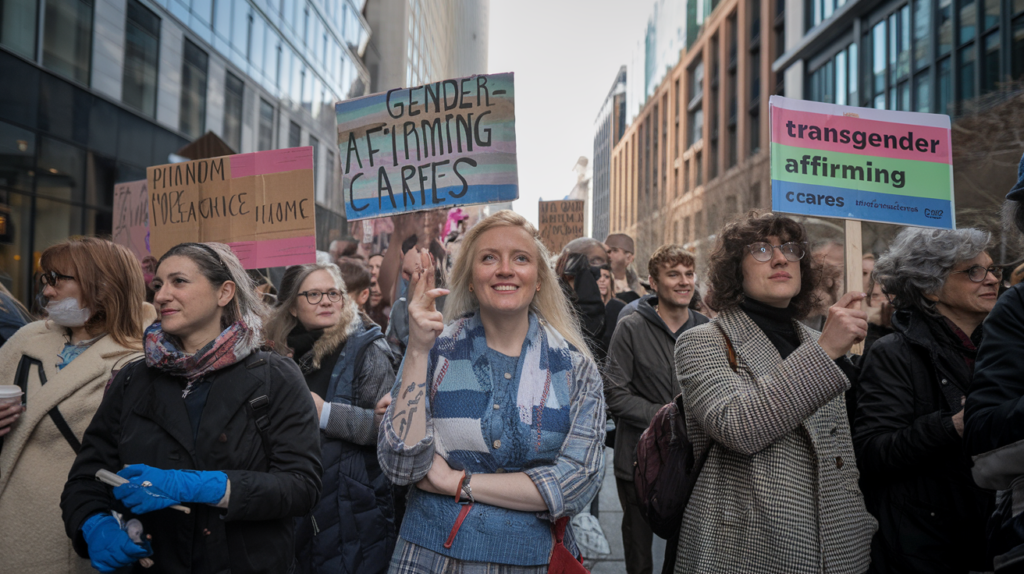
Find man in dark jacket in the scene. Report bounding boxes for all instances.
[965,151,1024,572]
[604,244,708,574]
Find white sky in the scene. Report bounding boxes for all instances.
[488,0,654,228]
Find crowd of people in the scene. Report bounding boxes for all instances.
[1,154,1024,574]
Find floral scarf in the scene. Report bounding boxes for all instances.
[144,321,253,397]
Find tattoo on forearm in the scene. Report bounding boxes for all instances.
[396,381,426,441]
[401,380,421,399]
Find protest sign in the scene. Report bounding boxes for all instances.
[112,180,150,263]
[769,95,954,229]
[146,147,317,269]
[538,200,585,255]
[337,72,518,221]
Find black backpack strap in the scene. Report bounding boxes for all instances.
[245,353,273,463]
[14,356,81,454]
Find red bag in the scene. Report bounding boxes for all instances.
[548,516,589,573]
[632,324,736,539]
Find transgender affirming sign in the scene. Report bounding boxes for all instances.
[769,95,954,229]
[337,73,519,221]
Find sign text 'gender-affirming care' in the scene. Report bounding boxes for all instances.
[769,95,954,229]
[336,72,518,220]
[146,146,317,269]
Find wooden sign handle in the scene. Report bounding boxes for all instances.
[844,220,864,356]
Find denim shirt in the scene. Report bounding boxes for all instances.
[378,312,606,565]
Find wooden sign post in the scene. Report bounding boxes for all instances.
[844,219,864,355]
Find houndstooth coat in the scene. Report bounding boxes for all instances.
[673,308,876,574]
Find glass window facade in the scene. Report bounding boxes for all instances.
[0,0,38,59]
[0,51,187,305]
[258,98,274,151]
[223,71,243,151]
[808,0,1023,116]
[43,0,92,84]
[123,1,160,118]
[179,39,208,139]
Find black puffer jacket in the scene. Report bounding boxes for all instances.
[292,316,397,574]
[853,308,993,574]
[61,351,323,574]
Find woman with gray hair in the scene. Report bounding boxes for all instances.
[61,242,323,573]
[266,262,397,574]
[853,227,998,574]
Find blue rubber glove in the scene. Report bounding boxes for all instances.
[114,464,228,514]
[81,513,152,572]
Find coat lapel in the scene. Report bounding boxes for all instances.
[195,361,263,456]
[133,372,198,457]
[714,308,839,443]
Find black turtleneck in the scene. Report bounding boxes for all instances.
[740,297,801,359]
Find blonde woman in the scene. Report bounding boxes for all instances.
[379,210,606,572]
[0,238,155,574]
[266,262,397,574]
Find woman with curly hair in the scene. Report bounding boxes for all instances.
[674,211,876,573]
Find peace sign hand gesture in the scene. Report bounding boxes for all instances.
[406,248,450,355]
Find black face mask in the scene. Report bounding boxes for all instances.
[561,253,605,340]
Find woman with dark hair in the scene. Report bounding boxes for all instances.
[266,262,397,574]
[0,238,155,574]
[674,211,876,573]
[61,242,322,573]
[853,227,996,574]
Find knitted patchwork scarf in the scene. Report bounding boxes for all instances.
[144,321,253,397]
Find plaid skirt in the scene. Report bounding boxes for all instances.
[388,537,551,574]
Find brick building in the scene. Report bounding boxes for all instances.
[609,0,786,270]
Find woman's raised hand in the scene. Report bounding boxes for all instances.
[406,248,449,355]
[818,291,869,360]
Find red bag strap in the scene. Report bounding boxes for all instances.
[443,504,473,549]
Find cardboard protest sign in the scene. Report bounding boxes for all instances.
[538,200,585,255]
[112,180,151,263]
[337,73,518,221]
[769,95,954,229]
[146,147,317,269]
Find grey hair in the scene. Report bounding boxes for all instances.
[873,227,991,314]
[1003,200,1024,235]
[265,263,352,355]
[157,242,268,353]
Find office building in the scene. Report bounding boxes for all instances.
[626,0,687,123]
[0,0,372,304]
[610,0,785,268]
[362,0,488,92]
[773,0,1024,242]
[592,66,627,241]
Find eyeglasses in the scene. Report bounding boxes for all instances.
[954,265,1003,283]
[746,241,807,263]
[298,289,343,304]
[39,270,76,287]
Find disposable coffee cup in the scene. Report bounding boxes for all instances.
[0,386,23,407]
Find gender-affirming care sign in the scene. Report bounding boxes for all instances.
[337,72,519,221]
[146,147,317,269]
[769,95,954,229]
